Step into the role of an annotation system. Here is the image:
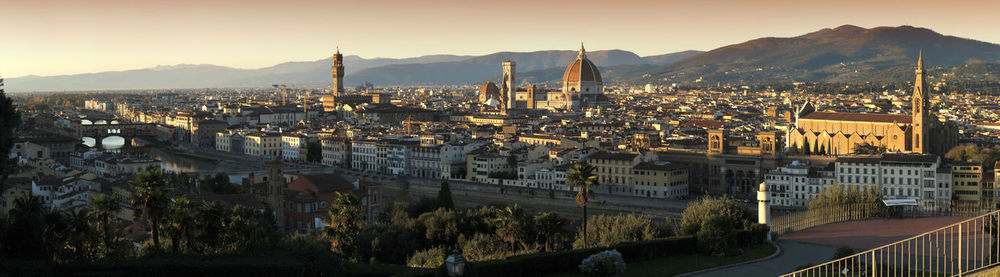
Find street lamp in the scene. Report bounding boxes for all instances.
[445,249,466,277]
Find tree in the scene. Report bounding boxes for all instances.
[572,213,659,249]
[567,162,599,248]
[306,141,323,163]
[406,246,446,268]
[165,196,197,253]
[130,167,171,248]
[0,75,21,190]
[4,196,53,260]
[436,181,454,210]
[697,215,735,255]
[323,193,364,257]
[91,193,121,248]
[679,196,750,236]
[492,204,530,252]
[533,212,569,252]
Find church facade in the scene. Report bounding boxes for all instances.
[478,43,606,113]
[787,52,958,156]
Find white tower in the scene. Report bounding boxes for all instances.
[757,181,771,227]
[502,61,516,110]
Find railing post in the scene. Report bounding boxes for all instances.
[871,252,876,277]
[959,223,963,277]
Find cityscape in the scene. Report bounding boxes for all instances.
[3,1,1000,276]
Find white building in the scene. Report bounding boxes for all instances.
[834,153,946,210]
[282,134,308,162]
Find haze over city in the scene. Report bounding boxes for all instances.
[4,0,1000,77]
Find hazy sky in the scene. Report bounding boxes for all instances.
[3,0,999,77]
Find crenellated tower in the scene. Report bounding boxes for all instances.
[331,47,345,96]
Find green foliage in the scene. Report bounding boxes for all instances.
[471,236,697,277]
[410,208,467,248]
[5,196,58,260]
[946,145,1000,169]
[0,76,21,189]
[492,204,532,252]
[696,215,735,255]
[130,167,171,248]
[460,233,511,262]
[436,181,454,210]
[809,184,882,209]
[406,246,446,268]
[354,223,422,264]
[199,173,240,194]
[567,162,599,249]
[572,214,660,249]
[534,212,570,252]
[679,196,750,236]
[323,193,364,258]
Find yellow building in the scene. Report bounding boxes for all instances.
[952,164,984,209]
[632,162,689,199]
[787,53,957,156]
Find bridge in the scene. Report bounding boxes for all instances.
[70,120,157,141]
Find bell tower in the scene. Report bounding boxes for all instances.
[502,61,516,111]
[331,47,345,96]
[708,129,727,154]
[912,51,929,153]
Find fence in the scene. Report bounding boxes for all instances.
[780,209,1000,277]
[770,202,991,236]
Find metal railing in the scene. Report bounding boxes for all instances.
[771,203,990,236]
[780,210,1000,276]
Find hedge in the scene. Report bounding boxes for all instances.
[458,226,768,277]
[466,236,697,277]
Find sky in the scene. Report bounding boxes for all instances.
[2,0,1000,77]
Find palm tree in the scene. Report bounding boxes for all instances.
[63,208,94,260]
[91,193,121,246]
[165,196,197,253]
[567,162,598,248]
[493,204,528,252]
[129,167,170,248]
[533,212,568,252]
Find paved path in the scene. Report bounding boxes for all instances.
[690,217,970,276]
[689,241,836,277]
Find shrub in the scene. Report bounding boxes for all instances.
[697,215,735,256]
[407,247,447,268]
[748,223,770,245]
[460,233,510,262]
[579,249,626,277]
[679,196,750,236]
[572,214,660,249]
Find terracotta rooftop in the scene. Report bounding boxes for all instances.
[800,112,912,124]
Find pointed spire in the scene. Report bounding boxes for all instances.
[578,42,586,59]
[336,46,340,55]
[917,49,923,71]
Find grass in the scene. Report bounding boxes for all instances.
[546,243,777,277]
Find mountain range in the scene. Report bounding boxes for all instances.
[7,25,1000,92]
[637,25,1000,84]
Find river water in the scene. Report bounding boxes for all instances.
[83,136,245,182]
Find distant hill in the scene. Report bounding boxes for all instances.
[348,49,667,86]
[6,49,695,92]
[635,25,1000,84]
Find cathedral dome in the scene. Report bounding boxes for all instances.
[479,81,501,102]
[562,44,602,85]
